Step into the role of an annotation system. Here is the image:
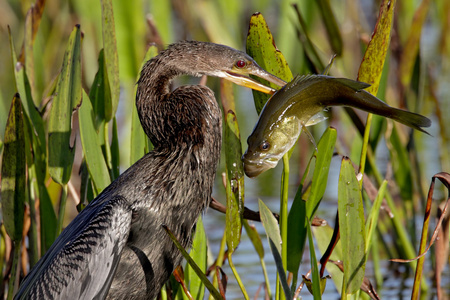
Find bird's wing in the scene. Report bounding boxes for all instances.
[15,195,132,300]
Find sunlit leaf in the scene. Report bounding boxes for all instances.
[48,24,82,184]
[246,13,293,114]
[79,90,111,195]
[338,157,366,295]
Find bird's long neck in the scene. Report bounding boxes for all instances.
[135,50,222,158]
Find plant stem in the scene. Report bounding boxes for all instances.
[358,113,373,189]
[57,184,68,235]
[228,253,249,300]
[279,153,289,300]
[7,241,21,300]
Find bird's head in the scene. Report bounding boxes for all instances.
[165,41,286,94]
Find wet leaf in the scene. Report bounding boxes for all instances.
[224,110,244,253]
[246,13,293,114]
[100,0,120,121]
[1,94,25,242]
[338,157,366,295]
[357,0,396,95]
[79,89,111,195]
[259,199,292,300]
[48,25,82,184]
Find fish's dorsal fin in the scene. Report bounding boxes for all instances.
[322,55,337,75]
[333,78,371,91]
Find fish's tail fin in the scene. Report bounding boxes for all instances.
[355,90,432,135]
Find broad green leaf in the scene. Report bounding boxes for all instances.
[315,0,343,56]
[224,111,244,253]
[338,157,366,295]
[1,94,25,242]
[185,217,207,300]
[306,218,323,299]
[79,90,111,195]
[130,45,158,166]
[100,0,120,121]
[357,0,396,96]
[259,199,292,300]
[306,127,337,218]
[48,25,82,184]
[246,13,293,114]
[399,0,432,88]
[163,225,224,300]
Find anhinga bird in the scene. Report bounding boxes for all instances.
[15,41,285,299]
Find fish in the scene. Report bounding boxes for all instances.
[242,74,432,178]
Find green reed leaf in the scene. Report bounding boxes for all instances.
[338,157,366,295]
[1,94,25,242]
[48,25,82,184]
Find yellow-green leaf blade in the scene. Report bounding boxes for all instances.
[48,25,82,184]
[357,0,396,95]
[246,13,293,114]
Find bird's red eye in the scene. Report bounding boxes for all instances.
[236,60,246,68]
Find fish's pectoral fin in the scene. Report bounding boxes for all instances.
[305,112,328,127]
[301,122,318,152]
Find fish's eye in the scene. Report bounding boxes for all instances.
[236,60,246,68]
[260,141,270,151]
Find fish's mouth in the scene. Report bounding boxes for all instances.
[242,156,279,178]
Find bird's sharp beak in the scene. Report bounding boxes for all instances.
[223,70,286,94]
